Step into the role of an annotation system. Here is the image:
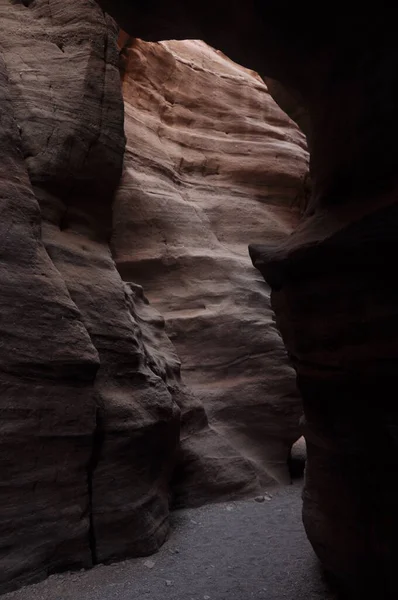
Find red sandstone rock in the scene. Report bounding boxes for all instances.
[113,38,308,491]
[0,1,308,593]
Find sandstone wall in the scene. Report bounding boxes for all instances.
[0,1,179,591]
[0,2,308,592]
[113,38,308,490]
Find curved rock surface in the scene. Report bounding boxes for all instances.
[0,0,308,593]
[0,1,179,592]
[113,38,308,490]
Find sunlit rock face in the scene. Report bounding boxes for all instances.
[113,37,308,492]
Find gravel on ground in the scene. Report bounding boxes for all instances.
[4,481,337,600]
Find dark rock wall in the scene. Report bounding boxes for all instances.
[250,16,398,598]
[0,1,179,591]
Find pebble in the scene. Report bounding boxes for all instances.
[144,560,156,569]
[255,494,272,503]
[165,580,173,587]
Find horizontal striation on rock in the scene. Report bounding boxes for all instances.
[0,2,102,592]
[113,38,309,491]
[0,1,310,591]
[126,283,260,508]
[0,0,178,591]
[42,224,181,564]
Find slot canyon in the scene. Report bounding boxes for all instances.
[1,1,397,598]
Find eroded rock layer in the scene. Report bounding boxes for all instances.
[0,1,308,593]
[113,38,308,490]
[0,1,179,591]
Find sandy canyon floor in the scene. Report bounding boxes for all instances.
[4,479,336,600]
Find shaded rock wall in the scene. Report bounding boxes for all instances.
[0,1,179,591]
[249,16,398,598]
[263,78,310,141]
[113,38,308,489]
[0,1,103,590]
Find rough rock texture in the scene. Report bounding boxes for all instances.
[0,2,101,591]
[0,1,179,592]
[95,2,398,597]
[0,1,310,593]
[125,283,261,509]
[113,37,308,491]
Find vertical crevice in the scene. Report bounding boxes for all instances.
[87,405,104,565]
